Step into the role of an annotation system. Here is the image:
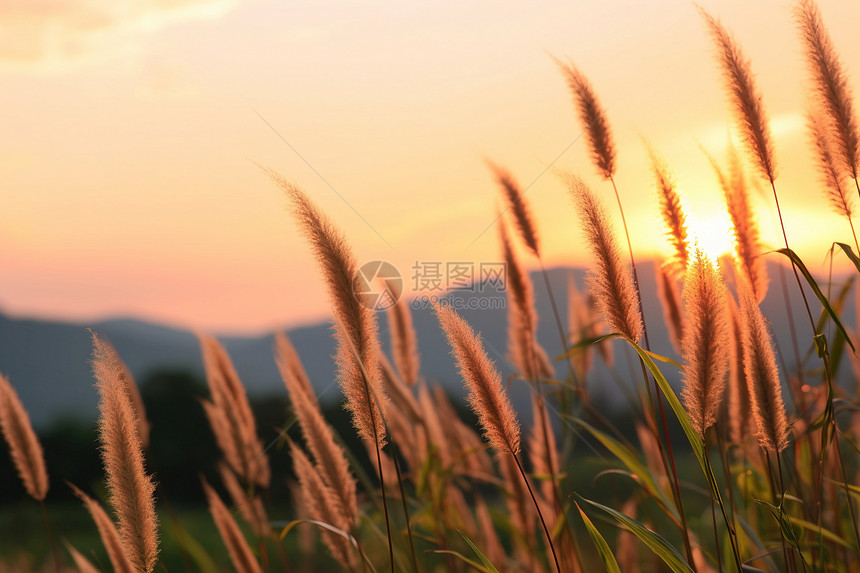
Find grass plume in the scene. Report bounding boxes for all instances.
[289,441,356,567]
[69,484,136,573]
[489,161,541,257]
[650,151,689,276]
[266,170,388,446]
[797,0,859,182]
[386,297,420,387]
[202,479,263,573]
[708,148,769,302]
[557,60,616,179]
[218,463,270,538]
[680,250,731,439]
[435,303,520,455]
[91,332,159,573]
[276,333,358,528]
[199,334,270,488]
[567,175,642,342]
[0,372,48,502]
[656,263,685,355]
[737,281,790,452]
[701,7,777,183]
[808,111,855,221]
[500,218,552,380]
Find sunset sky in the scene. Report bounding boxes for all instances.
[2,0,859,334]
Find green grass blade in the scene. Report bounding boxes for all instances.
[785,515,856,550]
[834,242,860,274]
[754,499,808,570]
[432,550,496,573]
[576,495,694,573]
[569,417,677,517]
[774,247,854,352]
[457,530,501,573]
[575,501,621,573]
[621,337,706,471]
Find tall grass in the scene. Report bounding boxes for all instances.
[3,2,860,572]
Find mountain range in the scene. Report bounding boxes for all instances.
[0,261,852,428]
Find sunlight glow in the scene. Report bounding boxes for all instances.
[685,211,736,264]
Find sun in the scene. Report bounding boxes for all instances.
[684,210,736,264]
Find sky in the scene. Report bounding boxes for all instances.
[2,0,859,335]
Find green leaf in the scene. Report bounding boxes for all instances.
[773,247,854,352]
[643,350,683,370]
[575,501,622,573]
[576,495,694,573]
[621,336,733,545]
[432,550,495,573]
[569,417,677,518]
[279,519,378,573]
[785,515,856,550]
[458,530,501,573]
[162,515,217,573]
[554,334,617,361]
[621,337,706,472]
[834,242,860,275]
[754,499,809,570]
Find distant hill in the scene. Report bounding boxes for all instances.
[0,260,852,428]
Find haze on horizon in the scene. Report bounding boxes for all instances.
[2,0,859,334]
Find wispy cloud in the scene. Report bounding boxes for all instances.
[0,0,239,72]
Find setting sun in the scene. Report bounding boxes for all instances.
[684,210,736,263]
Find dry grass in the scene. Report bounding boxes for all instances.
[6,2,860,572]
[0,372,48,502]
[91,332,159,573]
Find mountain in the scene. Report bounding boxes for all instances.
[0,260,852,428]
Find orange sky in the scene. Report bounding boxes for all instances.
[2,0,859,334]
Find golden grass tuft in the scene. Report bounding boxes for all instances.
[199,334,270,488]
[726,293,754,446]
[289,441,356,567]
[708,148,769,303]
[566,275,594,379]
[557,61,616,179]
[277,336,358,527]
[64,541,101,573]
[273,332,317,406]
[680,250,731,439]
[650,151,689,276]
[500,218,552,380]
[69,484,136,573]
[737,280,790,452]
[808,111,854,219]
[202,479,263,573]
[386,298,420,387]
[568,176,643,342]
[489,161,541,257]
[656,263,685,355]
[0,372,49,502]
[266,170,388,446]
[797,0,859,181]
[91,332,159,573]
[475,494,507,567]
[69,484,139,573]
[528,394,559,505]
[701,8,777,183]
[217,462,270,538]
[435,303,521,455]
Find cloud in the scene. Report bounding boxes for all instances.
[0,0,239,72]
